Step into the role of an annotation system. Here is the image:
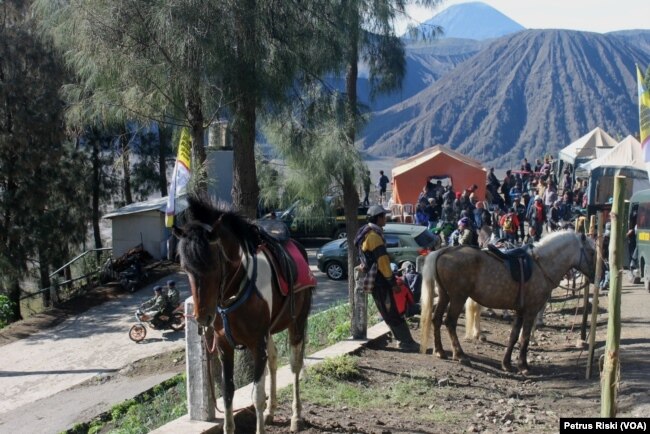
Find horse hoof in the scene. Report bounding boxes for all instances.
[459,357,472,367]
[479,335,487,342]
[435,351,447,360]
[501,363,513,372]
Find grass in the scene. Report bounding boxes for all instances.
[277,357,462,425]
[65,300,381,434]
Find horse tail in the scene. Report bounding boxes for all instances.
[420,249,442,354]
[465,299,482,340]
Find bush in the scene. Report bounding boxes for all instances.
[309,355,361,381]
[0,295,14,328]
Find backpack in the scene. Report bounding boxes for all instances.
[503,214,514,233]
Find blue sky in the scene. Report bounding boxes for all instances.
[399,0,650,34]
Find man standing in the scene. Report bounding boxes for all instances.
[355,205,418,351]
[378,170,390,205]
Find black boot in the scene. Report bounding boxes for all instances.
[390,322,419,352]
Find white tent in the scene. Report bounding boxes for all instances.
[558,127,618,167]
[580,135,650,205]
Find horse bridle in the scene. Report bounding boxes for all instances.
[532,240,591,288]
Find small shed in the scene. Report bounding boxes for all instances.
[103,195,188,260]
[391,145,486,206]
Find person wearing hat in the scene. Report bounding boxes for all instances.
[142,285,168,326]
[354,205,419,351]
[457,217,476,246]
[527,195,546,241]
[166,280,180,308]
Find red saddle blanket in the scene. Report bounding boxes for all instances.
[261,240,317,296]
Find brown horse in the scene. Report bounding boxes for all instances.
[419,230,595,374]
[174,197,314,434]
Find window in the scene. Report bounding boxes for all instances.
[638,203,650,230]
[384,234,400,248]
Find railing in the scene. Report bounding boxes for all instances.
[20,247,112,301]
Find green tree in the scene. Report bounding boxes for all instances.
[35,0,341,217]
[337,0,442,328]
[0,0,91,318]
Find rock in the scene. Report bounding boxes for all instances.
[428,404,434,410]
[498,399,505,404]
[501,412,515,423]
[467,424,479,433]
[507,398,516,406]
[376,420,386,426]
[438,378,450,387]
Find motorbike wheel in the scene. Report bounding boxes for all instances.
[129,324,147,342]
[170,312,185,331]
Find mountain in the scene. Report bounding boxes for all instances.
[345,38,483,112]
[360,29,650,168]
[413,1,525,41]
[608,30,650,57]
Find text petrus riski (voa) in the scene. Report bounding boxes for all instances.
[560,418,648,433]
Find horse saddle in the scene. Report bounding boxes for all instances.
[259,238,316,296]
[486,244,533,284]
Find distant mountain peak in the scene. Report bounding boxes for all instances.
[416,1,525,41]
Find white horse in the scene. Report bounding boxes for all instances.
[420,231,595,374]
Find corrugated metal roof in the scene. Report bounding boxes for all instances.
[103,195,188,219]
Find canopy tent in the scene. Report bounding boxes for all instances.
[558,127,618,167]
[391,145,486,205]
[580,135,650,205]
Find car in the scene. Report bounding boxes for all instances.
[271,200,369,239]
[316,223,439,280]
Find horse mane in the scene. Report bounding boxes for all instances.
[533,230,579,255]
[178,195,262,276]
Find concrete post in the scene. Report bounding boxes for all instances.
[185,297,217,421]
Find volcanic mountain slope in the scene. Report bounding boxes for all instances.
[412,1,525,41]
[360,29,650,168]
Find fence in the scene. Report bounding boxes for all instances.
[20,248,112,313]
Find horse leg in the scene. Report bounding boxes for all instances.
[220,348,236,434]
[517,314,536,375]
[445,297,471,365]
[288,293,310,433]
[432,291,449,359]
[502,314,523,372]
[264,337,278,424]
[251,336,269,434]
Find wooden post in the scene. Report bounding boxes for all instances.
[580,216,596,341]
[185,298,217,421]
[601,176,625,417]
[586,212,604,379]
[352,266,368,339]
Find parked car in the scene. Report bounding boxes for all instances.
[271,200,369,239]
[316,223,439,280]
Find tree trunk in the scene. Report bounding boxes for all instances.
[38,243,51,307]
[120,130,133,205]
[231,97,259,217]
[185,91,207,192]
[91,134,102,250]
[231,0,259,218]
[8,280,22,322]
[345,9,362,336]
[158,124,170,196]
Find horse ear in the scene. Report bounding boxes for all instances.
[172,225,185,239]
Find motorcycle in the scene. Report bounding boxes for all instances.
[128,303,185,342]
[119,261,149,293]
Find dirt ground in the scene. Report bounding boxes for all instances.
[238,285,650,434]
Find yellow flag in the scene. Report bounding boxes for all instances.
[165,128,192,227]
[638,65,650,161]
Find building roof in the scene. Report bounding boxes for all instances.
[103,195,188,219]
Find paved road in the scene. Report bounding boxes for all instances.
[0,245,348,433]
